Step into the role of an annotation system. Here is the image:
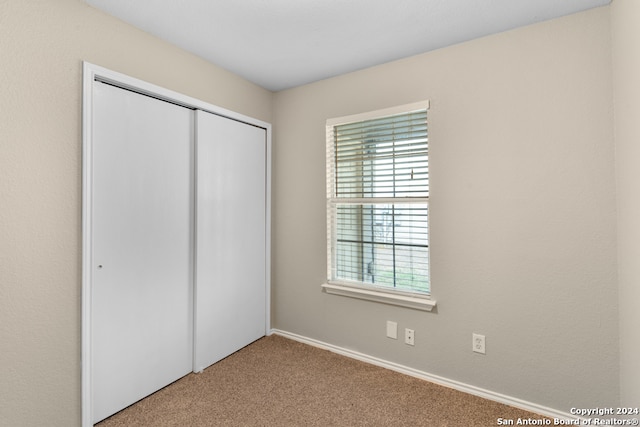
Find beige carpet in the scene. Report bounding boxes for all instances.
[97,334,550,426]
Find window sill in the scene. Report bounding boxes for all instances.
[321,283,436,312]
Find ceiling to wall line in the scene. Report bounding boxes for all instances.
[84,0,610,92]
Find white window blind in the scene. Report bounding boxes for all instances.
[326,102,430,295]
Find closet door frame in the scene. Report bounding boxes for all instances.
[81,62,272,427]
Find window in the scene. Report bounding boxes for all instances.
[324,101,434,310]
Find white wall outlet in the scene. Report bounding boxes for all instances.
[405,328,415,346]
[386,321,398,339]
[473,333,486,354]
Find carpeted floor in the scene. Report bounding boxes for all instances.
[96,334,550,426]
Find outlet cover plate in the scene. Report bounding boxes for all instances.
[386,321,398,339]
[405,328,415,346]
[473,333,486,354]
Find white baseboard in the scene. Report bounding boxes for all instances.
[270,328,576,422]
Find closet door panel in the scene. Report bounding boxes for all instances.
[91,82,194,423]
[195,110,266,372]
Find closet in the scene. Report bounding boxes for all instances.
[82,64,270,425]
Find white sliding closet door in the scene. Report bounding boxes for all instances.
[91,82,194,423]
[194,110,267,372]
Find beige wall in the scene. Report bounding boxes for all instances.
[0,1,272,425]
[611,0,640,407]
[1,1,630,425]
[272,6,619,413]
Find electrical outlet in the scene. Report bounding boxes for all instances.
[473,333,486,354]
[386,321,398,339]
[405,328,415,346]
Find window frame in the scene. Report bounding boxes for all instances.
[323,101,436,311]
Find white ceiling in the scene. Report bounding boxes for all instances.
[84,0,610,92]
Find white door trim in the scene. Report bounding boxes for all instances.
[81,62,272,427]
